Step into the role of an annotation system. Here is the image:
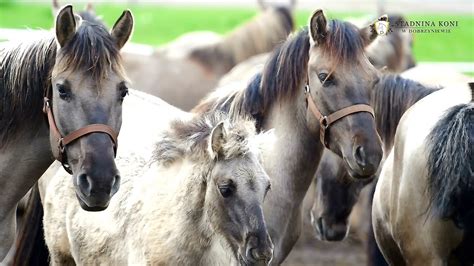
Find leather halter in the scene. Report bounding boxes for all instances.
[304,78,375,149]
[43,87,118,174]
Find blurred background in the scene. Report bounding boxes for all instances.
[0,1,472,265]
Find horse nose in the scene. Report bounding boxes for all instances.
[76,171,120,211]
[245,235,274,264]
[315,217,349,241]
[353,145,381,177]
[78,173,120,197]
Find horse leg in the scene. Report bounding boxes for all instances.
[50,251,76,266]
[372,209,405,265]
[0,129,53,261]
[366,182,389,266]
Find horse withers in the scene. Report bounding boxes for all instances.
[0,5,133,260]
[373,83,473,264]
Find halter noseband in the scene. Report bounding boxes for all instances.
[304,77,375,149]
[43,87,118,174]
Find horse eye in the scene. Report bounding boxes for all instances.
[120,88,129,98]
[118,83,129,101]
[218,183,234,198]
[318,73,328,82]
[56,84,70,100]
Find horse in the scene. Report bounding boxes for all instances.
[122,1,295,110]
[194,9,384,263]
[364,14,416,72]
[309,74,438,243]
[41,110,274,265]
[0,5,133,261]
[373,82,473,265]
[217,13,416,91]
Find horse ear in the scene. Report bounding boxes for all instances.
[309,9,328,45]
[55,5,76,47]
[208,122,226,159]
[360,14,387,47]
[111,10,134,50]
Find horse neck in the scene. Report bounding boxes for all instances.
[262,91,323,203]
[215,8,292,71]
[136,160,218,263]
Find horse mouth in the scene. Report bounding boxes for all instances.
[75,192,109,212]
[238,253,270,266]
[344,159,374,179]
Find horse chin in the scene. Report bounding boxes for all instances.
[75,192,109,212]
[343,158,374,179]
[313,217,349,242]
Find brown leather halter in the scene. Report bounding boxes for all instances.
[304,79,375,149]
[43,87,119,174]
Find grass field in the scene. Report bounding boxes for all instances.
[0,2,473,62]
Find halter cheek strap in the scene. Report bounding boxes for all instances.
[43,90,118,174]
[304,83,375,149]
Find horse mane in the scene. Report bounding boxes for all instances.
[1,36,56,146]
[153,112,256,166]
[195,21,367,130]
[426,95,473,230]
[371,74,438,152]
[0,19,124,147]
[193,28,309,127]
[190,7,294,74]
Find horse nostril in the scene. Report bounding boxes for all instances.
[251,248,261,260]
[354,145,367,168]
[77,174,91,197]
[110,175,121,196]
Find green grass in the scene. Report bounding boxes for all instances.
[0,3,472,62]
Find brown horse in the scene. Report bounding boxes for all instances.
[122,3,294,110]
[194,10,384,263]
[0,5,133,261]
[364,14,416,72]
[309,74,438,243]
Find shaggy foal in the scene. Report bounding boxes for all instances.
[43,112,274,265]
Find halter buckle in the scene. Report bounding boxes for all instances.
[320,116,329,129]
[304,84,310,94]
[43,97,50,113]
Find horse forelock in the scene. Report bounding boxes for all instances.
[319,20,368,69]
[55,21,125,84]
[153,112,256,166]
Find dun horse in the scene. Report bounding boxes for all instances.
[122,1,294,110]
[373,83,473,265]
[194,10,384,263]
[0,5,133,260]
[309,74,438,242]
[42,112,274,265]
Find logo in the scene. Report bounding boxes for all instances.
[374,16,390,36]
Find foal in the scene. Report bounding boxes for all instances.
[43,112,274,265]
